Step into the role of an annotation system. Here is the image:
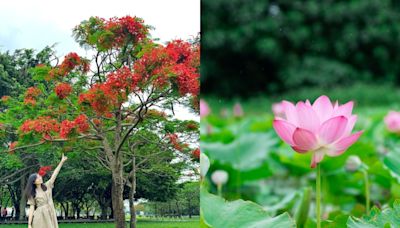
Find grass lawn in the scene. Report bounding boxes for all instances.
[0,220,199,228]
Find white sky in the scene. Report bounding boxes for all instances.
[0,0,200,121]
[0,0,200,55]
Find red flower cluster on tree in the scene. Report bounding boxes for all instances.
[173,64,199,95]
[105,16,148,47]
[59,120,75,138]
[1,96,10,102]
[79,67,139,115]
[38,166,52,176]
[59,115,90,138]
[104,112,114,118]
[74,114,90,133]
[190,43,200,68]
[93,118,102,126]
[186,122,198,130]
[63,52,81,67]
[167,133,183,151]
[42,134,52,141]
[91,16,149,49]
[120,16,147,37]
[167,40,200,96]
[9,141,18,152]
[60,52,89,74]
[55,83,73,99]
[105,66,141,93]
[79,84,118,115]
[26,87,42,97]
[146,109,167,118]
[166,40,193,64]
[191,96,200,113]
[24,98,36,106]
[20,116,60,138]
[133,40,200,96]
[167,133,178,142]
[192,148,200,160]
[75,16,149,50]
[24,87,42,106]
[20,114,90,139]
[134,46,172,88]
[47,52,89,80]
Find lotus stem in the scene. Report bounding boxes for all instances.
[217,183,222,197]
[362,169,370,214]
[316,163,321,228]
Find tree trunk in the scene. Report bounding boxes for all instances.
[62,202,67,219]
[7,184,21,220]
[168,202,172,218]
[129,157,136,228]
[111,169,125,228]
[97,196,110,219]
[188,199,192,218]
[100,205,108,219]
[66,202,69,218]
[60,203,66,219]
[76,206,81,219]
[175,201,181,218]
[110,201,114,219]
[72,206,76,219]
[129,190,136,228]
[19,176,27,220]
[103,127,125,227]
[86,205,90,218]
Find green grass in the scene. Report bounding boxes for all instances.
[0,220,199,228]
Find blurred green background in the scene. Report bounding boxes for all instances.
[201,0,400,105]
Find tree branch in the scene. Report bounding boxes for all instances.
[115,90,171,156]
[0,164,37,183]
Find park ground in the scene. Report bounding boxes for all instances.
[0,217,199,228]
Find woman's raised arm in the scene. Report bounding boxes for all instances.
[48,153,68,186]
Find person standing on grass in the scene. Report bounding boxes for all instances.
[25,154,68,228]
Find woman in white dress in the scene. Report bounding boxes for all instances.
[25,154,68,228]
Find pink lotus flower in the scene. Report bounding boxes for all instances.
[384,111,400,133]
[200,99,210,117]
[233,103,244,117]
[273,95,363,168]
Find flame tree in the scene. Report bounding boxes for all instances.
[1,16,199,228]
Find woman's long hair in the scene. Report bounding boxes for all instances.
[25,173,47,201]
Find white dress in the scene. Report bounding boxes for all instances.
[27,180,58,228]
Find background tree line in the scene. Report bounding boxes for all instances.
[202,0,400,103]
